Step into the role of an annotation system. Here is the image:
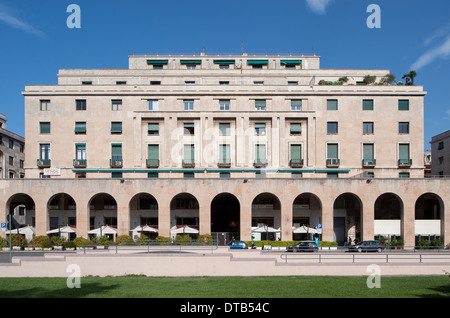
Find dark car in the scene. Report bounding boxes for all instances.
[286,241,319,252]
[348,240,385,253]
[228,240,248,249]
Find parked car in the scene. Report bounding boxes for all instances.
[348,240,385,253]
[286,241,319,252]
[228,240,248,249]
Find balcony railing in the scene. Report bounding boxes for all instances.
[37,159,51,168]
[289,159,304,167]
[182,159,195,168]
[146,159,160,168]
[398,159,412,167]
[326,158,340,167]
[73,159,87,168]
[110,158,123,168]
[253,159,268,168]
[217,160,231,168]
[362,159,376,167]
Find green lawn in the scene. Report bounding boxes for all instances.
[0,276,449,298]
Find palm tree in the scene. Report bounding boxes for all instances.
[402,71,417,85]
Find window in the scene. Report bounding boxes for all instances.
[398,143,411,165]
[327,172,339,178]
[40,122,50,134]
[147,145,159,167]
[184,123,194,135]
[363,99,374,111]
[147,172,159,179]
[82,81,92,85]
[112,172,123,179]
[219,81,229,85]
[19,144,24,153]
[288,81,298,85]
[8,156,13,166]
[148,123,159,135]
[327,99,338,110]
[219,99,230,111]
[363,122,374,134]
[363,144,375,165]
[76,99,86,111]
[116,81,126,85]
[327,122,338,134]
[399,172,410,178]
[290,123,302,135]
[111,122,122,134]
[291,100,302,111]
[253,81,264,85]
[75,122,86,134]
[292,172,303,178]
[255,123,266,136]
[185,81,195,85]
[148,100,159,111]
[40,144,51,161]
[219,123,230,136]
[255,144,267,165]
[111,144,122,161]
[184,100,194,111]
[399,122,409,134]
[438,141,444,150]
[220,172,230,178]
[439,156,444,165]
[9,140,13,149]
[150,81,161,85]
[219,144,231,165]
[40,100,50,111]
[76,144,86,161]
[112,100,122,111]
[327,143,339,160]
[398,100,409,111]
[184,172,195,178]
[255,100,266,111]
[183,144,195,166]
[19,160,24,169]
[290,144,302,165]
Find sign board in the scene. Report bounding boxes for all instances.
[1,223,6,232]
[317,223,322,234]
[44,168,61,176]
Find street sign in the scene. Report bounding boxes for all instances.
[1,223,6,232]
[317,224,322,234]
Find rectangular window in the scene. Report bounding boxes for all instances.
[147,145,159,166]
[255,144,267,164]
[40,100,50,111]
[76,99,86,111]
[75,122,86,134]
[327,122,338,134]
[184,123,195,135]
[40,144,51,161]
[398,143,410,165]
[290,144,302,163]
[116,81,126,85]
[184,172,195,178]
[111,144,122,161]
[363,144,375,164]
[255,123,266,136]
[111,122,122,134]
[363,122,374,134]
[148,123,159,135]
[438,141,444,150]
[148,100,159,111]
[255,99,266,111]
[112,99,122,111]
[219,123,230,136]
[363,99,374,111]
[327,143,338,159]
[147,172,159,179]
[327,172,339,178]
[184,100,194,111]
[219,144,231,165]
[40,122,50,134]
[81,81,92,85]
[290,123,302,135]
[219,99,230,111]
[398,100,409,111]
[76,144,86,161]
[183,144,195,165]
[399,122,410,134]
[439,156,444,165]
[8,140,13,149]
[399,172,410,178]
[291,99,302,111]
[9,156,13,166]
[112,172,123,179]
[327,99,338,110]
[220,172,230,178]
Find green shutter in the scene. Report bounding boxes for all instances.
[148,123,159,133]
[219,123,230,135]
[399,144,410,160]
[363,144,374,160]
[219,144,230,163]
[40,122,50,134]
[111,122,122,133]
[112,144,122,156]
[398,100,409,110]
[147,60,168,64]
[290,145,302,160]
[247,60,268,65]
[180,60,202,64]
[290,123,302,134]
[75,122,86,133]
[327,144,338,159]
[327,99,338,110]
[184,144,194,161]
[363,100,374,110]
[148,145,159,160]
[214,60,235,64]
[280,60,302,65]
[255,144,266,161]
[291,100,302,109]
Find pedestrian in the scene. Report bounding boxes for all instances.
[348,237,352,246]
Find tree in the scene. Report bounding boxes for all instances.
[381,73,396,85]
[363,75,376,85]
[402,71,417,85]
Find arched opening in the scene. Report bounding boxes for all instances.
[170,193,199,239]
[374,193,403,245]
[333,193,362,246]
[5,193,36,243]
[47,193,77,241]
[251,193,281,241]
[129,193,159,240]
[415,193,444,246]
[88,193,117,241]
[292,193,322,241]
[211,193,240,244]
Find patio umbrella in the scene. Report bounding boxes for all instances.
[88,225,117,240]
[292,225,319,234]
[170,225,199,235]
[6,226,35,241]
[46,225,76,235]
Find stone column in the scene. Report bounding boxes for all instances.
[199,198,211,235]
[362,199,375,241]
[281,198,292,241]
[321,202,334,242]
[403,200,415,249]
[240,201,252,241]
[117,204,130,237]
[34,200,48,237]
[158,200,171,238]
[76,201,89,239]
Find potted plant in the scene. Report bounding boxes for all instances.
[11,234,24,251]
[51,236,66,250]
[32,236,51,251]
[63,241,76,251]
[96,235,111,249]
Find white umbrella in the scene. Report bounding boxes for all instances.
[251,225,280,233]
[170,225,199,235]
[132,225,158,233]
[6,226,35,242]
[46,225,76,235]
[88,226,117,240]
[292,225,319,234]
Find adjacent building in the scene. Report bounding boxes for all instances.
[431,130,450,177]
[0,53,446,247]
[0,113,25,179]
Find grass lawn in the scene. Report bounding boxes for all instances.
[0,275,449,298]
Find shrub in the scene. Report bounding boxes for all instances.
[116,235,132,245]
[32,236,51,248]
[51,236,67,246]
[41,240,52,249]
[0,237,6,248]
[73,237,93,247]
[10,234,24,247]
[175,234,192,245]
[390,239,404,247]
[155,236,172,245]
[197,234,213,245]
[64,241,76,249]
[96,235,112,246]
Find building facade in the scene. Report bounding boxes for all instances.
[0,113,25,179]
[431,130,450,177]
[1,53,446,247]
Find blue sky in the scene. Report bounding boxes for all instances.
[0,0,449,149]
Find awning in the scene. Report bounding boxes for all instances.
[180,60,202,64]
[147,60,168,64]
[280,60,302,65]
[213,60,235,64]
[247,60,268,65]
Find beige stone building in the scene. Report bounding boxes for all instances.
[0,113,25,179]
[431,130,450,177]
[1,53,446,247]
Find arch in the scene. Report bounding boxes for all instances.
[292,192,322,241]
[374,192,404,243]
[170,193,199,238]
[129,192,159,239]
[415,193,445,243]
[333,192,363,246]
[88,193,118,231]
[211,192,240,244]
[46,193,77,240]
[251,192,281,241]
[5,193,36,230]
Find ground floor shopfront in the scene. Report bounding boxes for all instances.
[1,178,448,247]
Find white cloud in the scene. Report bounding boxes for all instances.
[410,33,450,71]
[305,0,333,15]
[0,4,46,38]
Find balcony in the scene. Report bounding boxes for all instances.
[253,159,268,168]
[289,159,304,168]
[326,158,340,167]
[37,159,51,168]
[73,159,87,168]
[182,159,195,168]
[398,159,412,167]
[362,159,376,168]
[146,159,160,168]
[110,158,123,168]
[217,160,231,168]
